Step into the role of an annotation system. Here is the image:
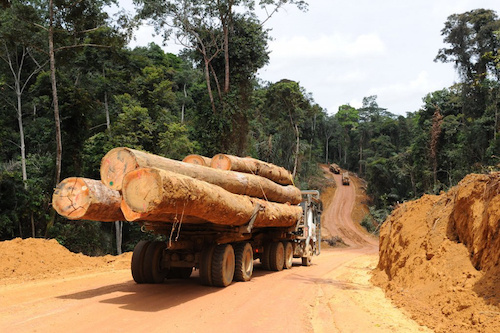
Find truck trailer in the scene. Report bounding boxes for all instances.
[130,190,322,287]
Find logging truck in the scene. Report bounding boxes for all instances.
[130,189,322,287]
[342,172,350,186]
[52,147,322,288]
[329,163,340,174]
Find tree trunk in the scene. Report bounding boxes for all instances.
[211,154,293,185]
[16,82,27,189]
[52,177,124,221]
[122,168,303,228]
[359,134,363,175]
[203,55,217,113]
[181,83,187,123]
[115,221,122,255]
[31,213,35,238]
[223,24,229,93]
[104,91,110,130]
[325,137,330,165]
[100,147,302,204]
[209,62,222,103]
[49,0,62,186]
[292,124,300,179]
[182,154,212,166]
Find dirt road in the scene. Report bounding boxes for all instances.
[322,172,378,248]
[0,173,430,333]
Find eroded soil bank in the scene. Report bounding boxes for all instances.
[372,172,500,333]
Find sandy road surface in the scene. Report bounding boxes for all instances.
[0,173,430,333]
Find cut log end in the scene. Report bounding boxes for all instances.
[183,154,211,167]
[120,199,145,221]
[100,147,138,191]
[211,154,232,170]
[52,177,92,219]
[122,168,162,213]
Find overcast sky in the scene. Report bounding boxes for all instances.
[116,0,500,116]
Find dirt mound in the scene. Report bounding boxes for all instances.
[0,238,131,284]
[372,173,500,333]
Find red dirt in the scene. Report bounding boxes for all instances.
[0,238,131,285]
[0,167,431,332]
[372,172,500,333]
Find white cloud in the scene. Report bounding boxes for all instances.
[269,33,386,59]
[368,71,433,96]
[327,70,368,84]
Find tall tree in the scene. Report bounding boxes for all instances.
[0,2,46,192]
[135,0,306,112]
[436,9,500,83]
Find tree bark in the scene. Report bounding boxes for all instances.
[182,154,212,166]
[122,168,303,228]
[52,177,124,221]
[100,147,302,204]
[211,154,293,185]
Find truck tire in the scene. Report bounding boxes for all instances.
[131,240,150,284]
[169,267,193,279]
[269,241,284,271]
[143,241,168,283]
[211,244,235,287]
[234,242,253,282]
[283,241,293,269]
[261,242,272,270]
[200,245,216,286]
[301,243,313,267]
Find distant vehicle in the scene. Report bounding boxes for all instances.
[342,172,350,186]
[329,163,340,174]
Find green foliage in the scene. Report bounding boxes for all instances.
[158,122,200,159]
[47,220,112,256]
[0,167,25,240]
[3,3,500,257]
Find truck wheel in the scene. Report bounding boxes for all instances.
[269,241,284,271]
[143,241,168,283]
[301,243,313,267]
[200,245,216,286]
[169,267,193,279]
[211,244,235,287]
[131,240,150,284]
[261,242,272,270]
[283,241,293,269]
[234,242,253,282]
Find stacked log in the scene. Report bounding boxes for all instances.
[121,168,302,228]
[52,177,124,221]
[182,154,211,166]
[100,147,301,204]
[52,147,303,227]
[211,154,293,185]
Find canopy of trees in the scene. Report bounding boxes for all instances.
[1,2,499,253]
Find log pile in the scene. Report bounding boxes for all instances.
[52,148,303,228]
